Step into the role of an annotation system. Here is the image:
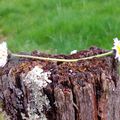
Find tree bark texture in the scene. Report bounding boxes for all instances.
[0,47,120,120]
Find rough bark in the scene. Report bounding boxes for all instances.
[0,47,120,120]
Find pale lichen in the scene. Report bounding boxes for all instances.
[22,66,52,120]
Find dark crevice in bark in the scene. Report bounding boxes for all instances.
[44,85,57,120]
[111,57,118,87]
[15,74,22,89]
[97,115,101,120]
[96,73,102,120]
[69,76,77,120]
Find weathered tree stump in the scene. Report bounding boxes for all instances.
[0,47,120,120]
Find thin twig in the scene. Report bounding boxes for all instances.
[11,51,113,62]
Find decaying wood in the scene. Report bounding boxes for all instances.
[0,47,120,120]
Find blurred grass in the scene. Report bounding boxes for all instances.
[0,0,120,54]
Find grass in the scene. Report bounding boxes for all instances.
[0,0,120,54]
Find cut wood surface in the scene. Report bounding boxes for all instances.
[0,47,120,120]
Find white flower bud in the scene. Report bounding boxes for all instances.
[70,50,77,54]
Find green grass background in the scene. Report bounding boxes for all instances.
[0,0,120,54]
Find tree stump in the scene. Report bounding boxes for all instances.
[0,47,120,120]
